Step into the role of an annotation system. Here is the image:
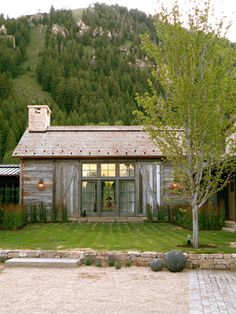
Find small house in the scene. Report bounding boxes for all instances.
[13,105,182,218]
[13,105,236,221]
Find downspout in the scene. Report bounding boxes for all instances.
[21,159,24,205]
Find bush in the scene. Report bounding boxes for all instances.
[61,206,68,223]
[157,207,166,222]
[164,251,186,272]
[115,260,122,269]
[95,258,102,267]
[146,203,153,222]
[30,204,38,223]
[39,203,47,223]
[125,260,132,267]
[51,206,58,223]
[108,255,116,267]
[0,205,26,230]
[171,203,224,230]
[84,257,93,266]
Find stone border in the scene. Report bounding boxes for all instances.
[0,250,236,270]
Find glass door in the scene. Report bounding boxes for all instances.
[119,181,135,214]
[81,181,97,216]
[101,181,116,214]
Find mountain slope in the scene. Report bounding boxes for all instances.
[13,24,51,103]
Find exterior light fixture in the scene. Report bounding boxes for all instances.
[170,182,182,190]
[37,178,45,190]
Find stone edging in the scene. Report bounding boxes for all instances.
[0,250,236,270]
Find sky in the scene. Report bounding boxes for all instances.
[1,0,236,42]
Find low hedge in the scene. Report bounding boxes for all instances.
[0,205,27,230]
[173,203,225,230]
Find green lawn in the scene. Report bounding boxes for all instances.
[0,223,235,253]
[13,24,51,103]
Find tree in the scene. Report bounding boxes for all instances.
[136,1,236,248]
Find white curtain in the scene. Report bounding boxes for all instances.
[119,181,135,213]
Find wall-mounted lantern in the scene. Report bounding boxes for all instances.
[37,178,45,190]
[169,182,182,190]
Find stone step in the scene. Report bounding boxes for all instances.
[225,220,236,228]
[71,216,146,223]
[222,227,236,233]
[223,220,236,232]
[5,258,81,268]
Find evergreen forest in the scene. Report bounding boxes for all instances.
[0,3,158,163]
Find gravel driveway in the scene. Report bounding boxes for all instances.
[0,266,189,314]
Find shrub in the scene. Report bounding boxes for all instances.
[115,260,122,269]
[95,258,102,267]
[146,203,153,222]
[51,206,58,223]
[0,208,3,225]
[108,255,116,267]
[61,206,68,223]
[0,255,7,263]
[125,260,132,267]
[171,203,224,230]
[30,204,38,223]
[0,205,26,230]
[157,207,166,222]
[84,257,93,266]
[150,258,163,271]
[164,251,186,272]
[39,203,47,223]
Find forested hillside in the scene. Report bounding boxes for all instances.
[0,3,158,163]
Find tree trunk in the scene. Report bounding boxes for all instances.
[192,207,199,248]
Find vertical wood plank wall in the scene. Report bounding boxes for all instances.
[54,160,80,217]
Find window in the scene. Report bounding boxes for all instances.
[82,163,97,177]
[119,181,135,213]
[102,181,116,212]
[101,163,116,177]
[81,181,97,213]
[119,163,134,177]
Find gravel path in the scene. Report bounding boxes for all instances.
[0,266,189,314]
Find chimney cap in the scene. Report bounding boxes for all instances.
[28,105,52,114]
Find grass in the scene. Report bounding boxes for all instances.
[0,223,235,253]
[13,24,51,103]
[72,8,85,20]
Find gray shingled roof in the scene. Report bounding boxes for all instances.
[13,126,162,158]
[0,165,20,176]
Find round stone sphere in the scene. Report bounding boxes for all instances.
[150,258,163,271]
[164,251,187,272]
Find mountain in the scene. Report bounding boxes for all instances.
[0,3,158,163]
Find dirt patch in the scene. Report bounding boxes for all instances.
[0,266,189,313]
[177,244,217,248]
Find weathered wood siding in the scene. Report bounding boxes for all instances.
[54,160,80,217]
[161,161,187,206]
[22,159,54,211]
[22,158,187,218]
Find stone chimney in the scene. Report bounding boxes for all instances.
[28,105,51,132]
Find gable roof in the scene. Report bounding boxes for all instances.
[13,126,162,158]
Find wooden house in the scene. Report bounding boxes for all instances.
[13,105,235,221]
[13,105,183,218]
